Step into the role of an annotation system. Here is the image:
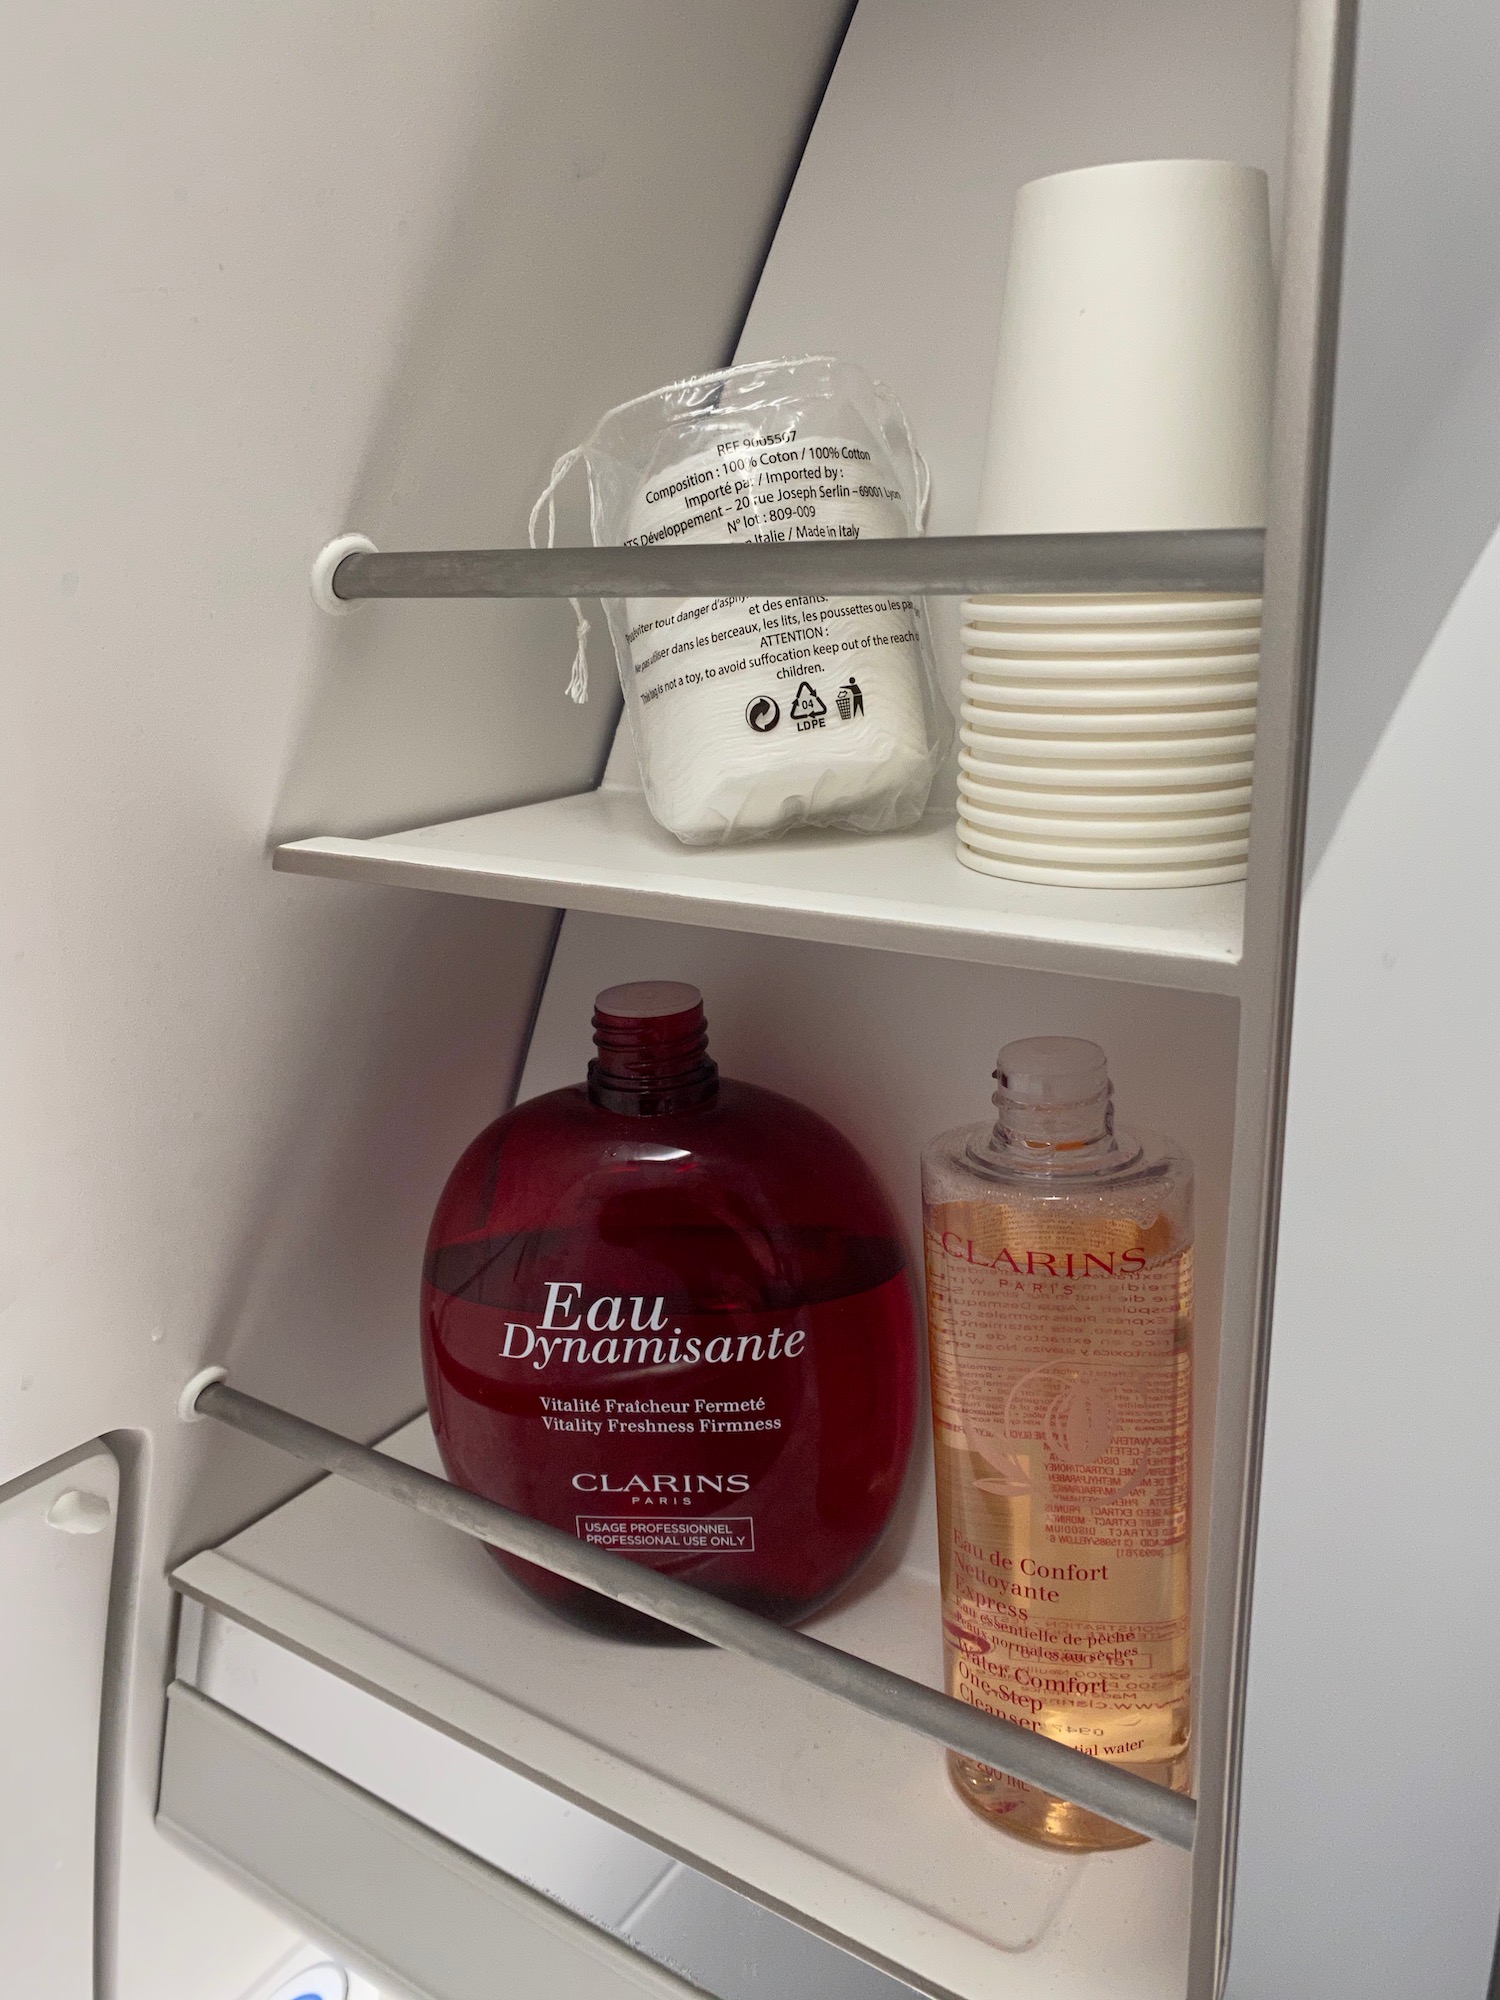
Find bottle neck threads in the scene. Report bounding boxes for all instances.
[973,1035,1127,1172]
[588,980,719,1116]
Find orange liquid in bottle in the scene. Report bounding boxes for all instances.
[922,1038,1192,1850]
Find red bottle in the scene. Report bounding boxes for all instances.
[422,980,919,1639]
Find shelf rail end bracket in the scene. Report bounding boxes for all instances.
[312,533,378,615]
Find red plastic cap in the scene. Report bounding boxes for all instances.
[594,980,703,1024]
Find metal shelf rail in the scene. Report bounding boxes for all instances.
[319,527,1264,604]
[180,1371,1196,1851]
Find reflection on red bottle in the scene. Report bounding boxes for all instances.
[423,981,919,1639]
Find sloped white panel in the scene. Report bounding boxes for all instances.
[1228,529,1500,1997]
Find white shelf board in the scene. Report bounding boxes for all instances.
[173,1417,1190,2000]
[275,782,1243,993]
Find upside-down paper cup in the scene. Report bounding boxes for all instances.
[958,746,1256,789]
[956,841,1248,888]
[964,592,1263,628]
[958,821,1248,867]
[958,796,1251,841]
[964,700,1256,740]
[958,772,1253,816]
[961,647,1261,685]
[956,716,1264,752]
[961,621,1263,657]
[976,158,1275,536]
[961,673,1259,712]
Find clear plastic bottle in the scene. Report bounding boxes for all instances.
[921,1037,1192,1850]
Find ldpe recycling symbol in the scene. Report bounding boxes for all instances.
[788,682,827,721]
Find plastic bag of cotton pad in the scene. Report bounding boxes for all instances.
[530,354,951,847]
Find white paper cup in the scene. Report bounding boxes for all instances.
[962,647,1261,685]
[977,159,1274,535]
[959,778,1253,817]
[962,673,1259,712]
[956,840,1248,888]
[961,621,1261,657]
[960,730,1258,769]
[957,819,1248,867]
[958,796,1251,840]
[964,592,1262,627]
[960,703,1258,740]
[958,772,1253,816]
[963,721,1261,761]
[959,747,1256,788]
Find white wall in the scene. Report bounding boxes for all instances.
[0,5,847,1995]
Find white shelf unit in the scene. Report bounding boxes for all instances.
[161,3,1354,1999]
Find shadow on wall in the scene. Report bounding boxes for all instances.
[270,0,848,846]
[173,895,559,1558]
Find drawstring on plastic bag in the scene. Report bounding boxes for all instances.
[913,432,932,528]
[528,446,591,704]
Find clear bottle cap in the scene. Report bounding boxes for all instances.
[990,1036,1114,1152]
[996,1036,1109,1107]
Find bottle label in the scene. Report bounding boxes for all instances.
[614,427,936,839]
[623,432,924,741]
[924,1213,1191,1769]
[424,1268,914,1606]
[487,1277,809,1375]
[576,1514,754,1555]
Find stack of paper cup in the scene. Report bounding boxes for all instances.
[960,159,1274,888]
[959,592,1261,885]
